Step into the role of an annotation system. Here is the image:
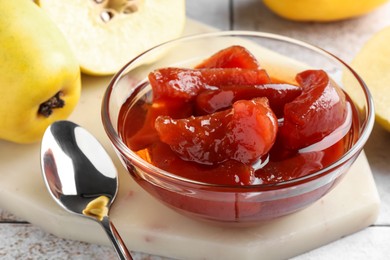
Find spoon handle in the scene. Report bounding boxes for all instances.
[100,216,133,260]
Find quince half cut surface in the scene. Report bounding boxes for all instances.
[37,0,186,76]
[347,26,390,131]
[263,0,389,22]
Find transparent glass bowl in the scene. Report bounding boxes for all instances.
[102,31,374,225]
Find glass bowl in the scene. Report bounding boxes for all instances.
[101,31,374,225]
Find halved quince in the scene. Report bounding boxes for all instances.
[37,0,186,75]
[347,26,390,131]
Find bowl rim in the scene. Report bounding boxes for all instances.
[101,30,375,190]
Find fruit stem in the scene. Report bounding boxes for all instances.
[38,91,65,117]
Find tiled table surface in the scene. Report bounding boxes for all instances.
[1,1,390,259]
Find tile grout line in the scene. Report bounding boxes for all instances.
[370,224,390,227]
[1,221,388,226]
[229,0,234,30]
[0,221,30,224]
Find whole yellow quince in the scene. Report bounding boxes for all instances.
[0,0,81,143]
[263,0,389,22]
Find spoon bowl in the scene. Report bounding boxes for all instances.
[41,120,132,260]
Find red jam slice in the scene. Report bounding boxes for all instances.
[146,142,255,186]
[155,97,278,165]
[148,67,271,101]
[256,151,324,184]
[279,70,347,150]
[195,45,260,69]
[123,99,193,151]
[195,83,302,117]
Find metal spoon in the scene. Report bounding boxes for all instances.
[40,120,133,260]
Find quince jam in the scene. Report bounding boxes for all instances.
[118,45,358,186]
